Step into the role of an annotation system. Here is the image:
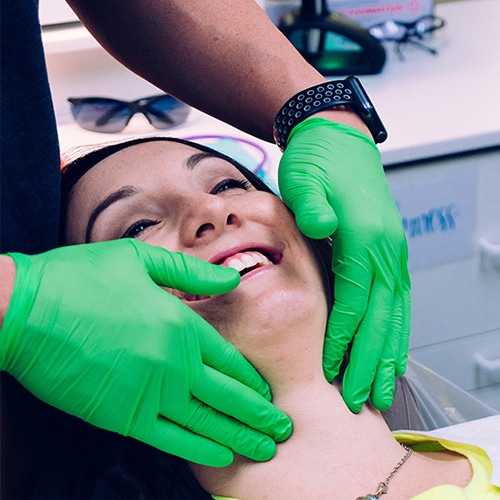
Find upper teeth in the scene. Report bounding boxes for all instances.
[224,251,272,273]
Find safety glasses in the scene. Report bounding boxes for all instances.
[369,15,445,60]
[67,94,190,133]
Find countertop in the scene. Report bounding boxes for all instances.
[51,0,500,171]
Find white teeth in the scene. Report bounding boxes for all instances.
[225,251,272,274]
[226,258,246,273]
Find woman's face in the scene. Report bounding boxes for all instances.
[66,141,328,369]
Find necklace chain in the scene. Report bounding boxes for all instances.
[356,443,413,500]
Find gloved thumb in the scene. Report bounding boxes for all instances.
[294,194,339,240]
[278,166,338,239]
[134,240,241,295]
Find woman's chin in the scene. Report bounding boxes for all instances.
[189,282,326,358]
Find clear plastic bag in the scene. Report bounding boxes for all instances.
[383,357,499,431]
[404,357,498,429]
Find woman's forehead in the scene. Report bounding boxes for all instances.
[97,140,198,166]
[80,141,224,183]
[72,140,251,207]
[100,140,242,173]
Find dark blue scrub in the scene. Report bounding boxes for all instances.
[1,0,60,255]
[1,2,62,497]
[0,2,211,498]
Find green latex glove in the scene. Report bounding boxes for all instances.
[0,239,292,466]
[279,118,411,412]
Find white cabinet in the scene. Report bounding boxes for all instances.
[386,148,500,410]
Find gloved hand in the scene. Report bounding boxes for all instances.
[0,239,292,466]
[278,118,411,412]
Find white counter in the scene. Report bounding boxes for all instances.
[50,0,500,169]
[363,0,500,165]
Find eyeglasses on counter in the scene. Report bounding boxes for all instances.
[67,94,190,133]
[369,15,446,61]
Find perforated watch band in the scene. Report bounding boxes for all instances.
[273,76,388,151]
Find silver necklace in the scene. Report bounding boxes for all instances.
[356,443,413,500]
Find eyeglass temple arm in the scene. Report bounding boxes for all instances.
[400,36,438,54]
[394,37,438,61]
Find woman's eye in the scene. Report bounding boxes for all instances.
[211,178,252,194]
[121,219,160,239]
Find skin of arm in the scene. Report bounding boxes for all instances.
[65,0,370,141]
[0,256,16,329]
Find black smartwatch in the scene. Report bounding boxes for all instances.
[273,76,388,151]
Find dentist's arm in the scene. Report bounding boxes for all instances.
[67,0,410,411]
[66,0,367,140]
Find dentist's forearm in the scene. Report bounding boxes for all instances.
[0,256,16,330]
[66,0,368,142]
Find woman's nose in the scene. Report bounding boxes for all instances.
[180,193,240,247]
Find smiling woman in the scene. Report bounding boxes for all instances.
[59,136,500,499]
[62,137,332,365]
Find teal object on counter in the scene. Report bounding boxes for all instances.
[279,0,386,75]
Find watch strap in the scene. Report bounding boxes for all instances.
[273,76,388,151]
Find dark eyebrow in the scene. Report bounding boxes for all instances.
[185,151,223,170]
[85,185,140,243]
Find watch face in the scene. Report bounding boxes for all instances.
[347,77,388,143]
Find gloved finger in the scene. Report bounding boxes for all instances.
[370,359,396,412]
[137,241,240,295]
[191,364,292,443]
[323,311,353,383]
[396,252,412,376]
[396,285,411,376]
[369,288,403,410]
[198,323,273,401]
[141,417,235,467]
[165,395,278,463]
[278,167,338,239]
[322,254,372,381]
[341,279,394,413]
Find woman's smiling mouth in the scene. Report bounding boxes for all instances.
[178,247,281,302]
[222,250,274,276]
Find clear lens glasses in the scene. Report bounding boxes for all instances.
[369,15,445,60]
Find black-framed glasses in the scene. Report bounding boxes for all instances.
[369,15,445,60]
[67,94,190,133]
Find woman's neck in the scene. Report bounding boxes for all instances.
[190,302,471,498]
[191,374,407,499]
